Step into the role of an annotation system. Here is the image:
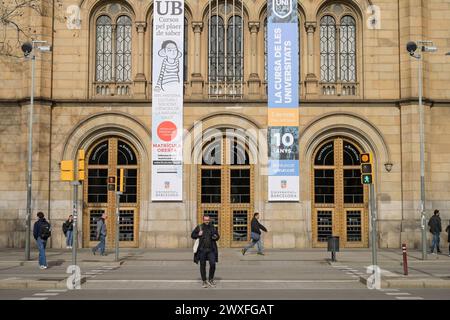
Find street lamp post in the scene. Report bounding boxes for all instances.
[22,40,51,261]
[406,41,437,261]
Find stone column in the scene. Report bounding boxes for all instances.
[191,21,204,97]
[304,21,318,98]
[248,21,261,99]
[134,22,147,98]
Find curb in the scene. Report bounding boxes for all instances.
[0,261,123,267]
[359,275,450,288]
[0,276,87,289]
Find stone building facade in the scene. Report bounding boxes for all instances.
[0,0,450,250]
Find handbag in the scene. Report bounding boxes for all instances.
[193,225,202,253]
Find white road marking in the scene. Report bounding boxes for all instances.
[395,297,424,300]
[33,293,59,296]
[379,289,399,292]
[86,279,359,283]
[386,292,410,296]
[20,297,48,300]
[45,289,67,293]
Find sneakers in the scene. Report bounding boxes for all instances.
[202,281,208,288]
[92,248,96,255]
[241,249,246,256]
[39,265,47,269]
[257,252,265,256]
[208,279,217,287]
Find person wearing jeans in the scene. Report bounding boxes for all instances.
[63,215,74,249]
[92,213,107,256]
[33,212,51,269]
[242,212,268,256]
[37,237,47,267]
[428,209,442,254]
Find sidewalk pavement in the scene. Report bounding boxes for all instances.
[0,248,449,289]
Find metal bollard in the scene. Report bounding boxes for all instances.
[402,243,408,276]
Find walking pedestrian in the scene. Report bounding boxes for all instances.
[191,215,220,288]
[92,213,107,256]
[446,221,450,257]
[241,212,268,256]
[62,215,74,249]
[428,209,442,254]
[33,212,52,269]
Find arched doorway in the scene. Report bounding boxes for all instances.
[83,137,140,248]
[312,137,369,248]
[197,131,254,248]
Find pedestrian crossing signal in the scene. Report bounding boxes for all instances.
[108,176,116,191]
[362,174,372,184]
[360,153,373,184]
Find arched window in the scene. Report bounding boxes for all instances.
[207,1,244,98]
[209,15,225,83]
[94,4,133,83]
[116,16,132,82]
[320,15,336,83]
[319,4,357,90]
[227,16,243,81]
[118,140,137,165]
[96,16,113,82]
[339,16,356,82]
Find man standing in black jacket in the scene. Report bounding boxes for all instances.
[191,215,220,288]
[428,209,442,254]
[242,212,268,256]
[33,212,51,269]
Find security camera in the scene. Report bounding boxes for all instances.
[21,42,33,57]
[406,41,418,56]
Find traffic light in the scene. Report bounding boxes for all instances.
[360,153,373,184]
[61,160,74,181]
[108,176,116,191]
[119,169,125,192]
[78,149,85,181]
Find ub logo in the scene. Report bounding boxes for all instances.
[272,0,292,19]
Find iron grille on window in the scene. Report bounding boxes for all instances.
[320,15,337,82]
[95,15,132,83]
[96,16,113,82]
[116,16,132,82]
[208,1,244,98]
[320,15,356,83]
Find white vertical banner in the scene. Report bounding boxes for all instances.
[152,0,184,201]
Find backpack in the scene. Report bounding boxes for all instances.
[62,222,68,235]
[40,221,52,240]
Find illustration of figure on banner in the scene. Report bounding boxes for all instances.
[154,40,183,92]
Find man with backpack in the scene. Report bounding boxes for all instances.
[242,212,268,256]
[33,212,51,269]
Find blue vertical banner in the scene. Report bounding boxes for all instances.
[267,0,299,201]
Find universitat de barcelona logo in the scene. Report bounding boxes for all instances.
[272,0,292,19]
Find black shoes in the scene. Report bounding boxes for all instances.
[92,248,96,255]
[257,252,265,256]
[241,249,246,255]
